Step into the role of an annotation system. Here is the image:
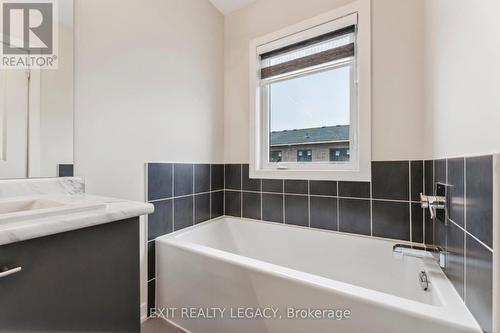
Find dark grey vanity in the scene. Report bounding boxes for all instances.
[0,218,140,332]
[0,177,154,333]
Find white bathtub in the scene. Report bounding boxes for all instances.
[156,217,481,333]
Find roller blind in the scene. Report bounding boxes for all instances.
[260,25,356,80]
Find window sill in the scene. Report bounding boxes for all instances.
[249,167,371,182]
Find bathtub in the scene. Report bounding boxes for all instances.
[155,217,481,333]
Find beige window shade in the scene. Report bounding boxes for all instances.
[260,25,355,80]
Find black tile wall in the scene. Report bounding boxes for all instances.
[173,164,193,197]
[174,196,194,231]
[410,203,424,244]
[284,180,308,194]
[242,192,261,220]
[284,195,309,227]
[194,164,210,193]
[242,164,261,191]
[447,158,465,228]
[147,241,155,281]
[146,156,494,328]
[435,159,446,184]
[225,164,241,190]
[146,162,226,317]
[211,191,224,218]
[224,191,241,217]
[424,209,433,245]
[310,180,337,196]
[465,235,493,333]
[410,161,423,201]
[425,155,494,333]
[372,161,409,200]
[372,201,410,241]
[148,200,172,240]
[147,279,155,316]
[211,164,224,191]
[466,155,493,248]
[147,163,172,201]
[262,193,283,223]
[446,221,465,299]
[338,181,370,198]
[339,199,371,236]
[262,179,283,193]
[224,163,422,241]
[424,160,434,196]
[310,196,337,231]
[195,193,210,224]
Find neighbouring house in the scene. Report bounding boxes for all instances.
[270,125,350,162]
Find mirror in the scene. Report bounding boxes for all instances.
[0,0,74,179]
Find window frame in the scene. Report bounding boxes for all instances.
[249,0,371,181]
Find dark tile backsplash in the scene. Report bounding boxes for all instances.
[310,196,337,231]
[339,198,371,236]
[310,180,337,196]
[284,180,308,194]
[338,181,370,198]
[372,201,410,241]
[173,164,193,197]
[262,193,283,223]
[466,155,493,248]
[372,161,409,201]
[225,164,241,190]
[284,195,309,227]
[146,157,494,329]
[146,162,225,316]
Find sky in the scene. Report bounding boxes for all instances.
[270,65,350,132]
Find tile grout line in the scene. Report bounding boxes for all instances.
[240,164,243,217]
[445,159,449,252]
[423,160,426,244]
[448,217,493,253]
[192,164,195,226]
[463,157,467,301]
[369,180,373,236]
[224,188,421,203]
[307,180,311,228]
[282,180,286,224]
[409,161,413,242]
[171,164,175,233]
[336,181,340,231]
[432,160,435,244]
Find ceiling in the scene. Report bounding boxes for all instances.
[209,0,257,15]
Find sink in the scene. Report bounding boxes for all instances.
[0,197,106,224]
[0,199,66,214]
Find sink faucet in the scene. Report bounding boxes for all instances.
[420,193,446,219]
[393,244,446,269]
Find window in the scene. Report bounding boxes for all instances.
[297,149,312,162]
[270,150,282,162]
[249,1,371,181]
[330,148,350,162]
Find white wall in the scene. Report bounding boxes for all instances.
[74,0,223,318]
[224,0,425,163]
[423,0,500,159]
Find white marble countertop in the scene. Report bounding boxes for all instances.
[0,178,154,246]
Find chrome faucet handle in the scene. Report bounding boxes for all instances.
[420,193,446,219]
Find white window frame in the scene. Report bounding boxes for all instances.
[249,0,371,181]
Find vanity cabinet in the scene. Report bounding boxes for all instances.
[0,218,140,332]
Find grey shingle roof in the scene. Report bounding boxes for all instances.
[271,125,349,146]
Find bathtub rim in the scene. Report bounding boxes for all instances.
[155,216,481,332]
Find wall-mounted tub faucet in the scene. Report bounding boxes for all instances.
[420,193,446,219]
[393,244,446,269]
